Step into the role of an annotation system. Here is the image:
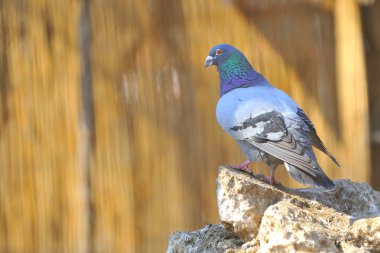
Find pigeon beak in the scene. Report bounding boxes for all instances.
[204,56,214,68]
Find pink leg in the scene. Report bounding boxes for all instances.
[265,165,278,185]
[230,160,251,173]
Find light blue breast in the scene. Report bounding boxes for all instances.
[216,84,300,141]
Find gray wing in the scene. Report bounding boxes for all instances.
[230,110,321,178]
[296,108,340,166]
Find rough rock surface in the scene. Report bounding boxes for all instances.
[167,224,243,253]
[168,166,380,252]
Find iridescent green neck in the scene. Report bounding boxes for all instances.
[217,52,265,96]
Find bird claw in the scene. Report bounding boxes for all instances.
[230,160,251,173]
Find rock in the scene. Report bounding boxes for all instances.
[344,216,380,252]
[258,200,344,252]
[217,166,380,242]
[167,224,243,253]
[168,166,380,252]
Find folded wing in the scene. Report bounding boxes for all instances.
[296,108,340,166]
[229,110,325,179]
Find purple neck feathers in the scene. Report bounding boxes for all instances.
[217,54,266,96]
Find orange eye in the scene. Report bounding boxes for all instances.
[216,49,223,55]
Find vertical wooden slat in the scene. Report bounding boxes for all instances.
[335,0,371,182]
[88,1,140,252]
[361,1,380,190]
[0,1,87,252]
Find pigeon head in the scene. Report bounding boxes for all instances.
[204,44,239,67]
[205,44,265,96]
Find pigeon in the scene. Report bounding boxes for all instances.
[205,44,339,189]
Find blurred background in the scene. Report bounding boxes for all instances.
[0,0,379,252]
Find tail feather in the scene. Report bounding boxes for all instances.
[284,163,335,189]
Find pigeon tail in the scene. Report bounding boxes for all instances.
[284,163,335,190]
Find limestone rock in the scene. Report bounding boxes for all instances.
[216,166,380,243]
[345,216,380,252]
[167,224,243,253]
[168,166,380,252]
[258,200,343,252]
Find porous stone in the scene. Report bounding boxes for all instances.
[168,166,380,253]
[216,166,380,243]
[167,224,243,253]
[258,200,343,252]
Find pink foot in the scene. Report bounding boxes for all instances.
[264,165,280,185]
[230,160,251,173]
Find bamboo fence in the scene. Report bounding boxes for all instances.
[0,0,378,252]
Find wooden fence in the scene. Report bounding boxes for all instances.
[0,0,378,252]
